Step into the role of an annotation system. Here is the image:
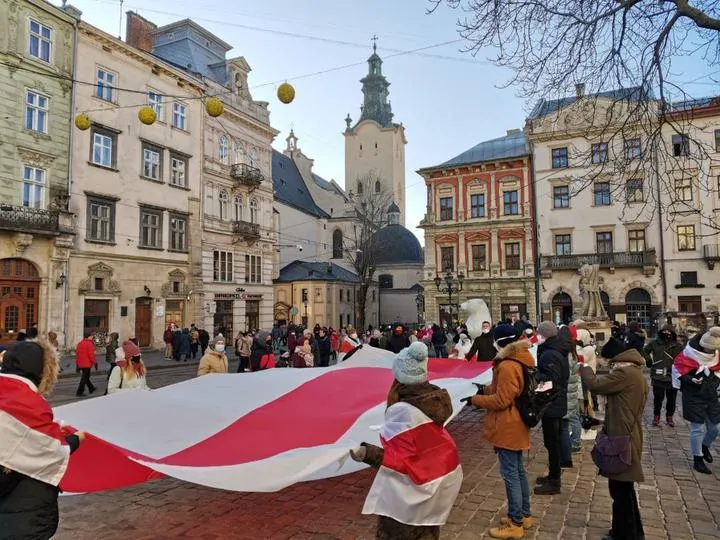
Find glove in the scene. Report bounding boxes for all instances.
[473,383,485,395]
[350,446,367,462]
[460,395,474,406]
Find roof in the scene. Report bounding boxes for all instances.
[388,202,400,213]
[373,224,424,265]
[152,18,233,52]
[432,131,529,169]
[667,96,719,112]
[528,86,652,120]
[311,173,348,201]
[275,261,360,283]
[272,150,329,219]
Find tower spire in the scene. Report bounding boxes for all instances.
[357,41,393,127]
[371,34,378,53]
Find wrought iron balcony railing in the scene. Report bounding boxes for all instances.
[232,220,260,239]
[230,163,263,187]
[0,204,59,233]
[541,250,656,270]
[703,244,720,261]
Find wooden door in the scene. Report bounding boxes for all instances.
[0,258,40,346]
[135,297,152,347]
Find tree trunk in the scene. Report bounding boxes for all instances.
[356,282,368,332]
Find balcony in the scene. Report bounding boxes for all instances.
[0,204,60,234]
[230,163,263,187]
[541,250,656,276]
[703,244,720,269]
[232,220,260,241]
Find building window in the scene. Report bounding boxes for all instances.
[339,289,344,302]
[21,166,45,209]
[593,182,611,206]
[248,148,258,168]
[301,288,308,302]
[139,208,162,248]
[375,180,381,193]
[170,154,187,187]
[440,246,454,272]
[86,196,115,243]
[332,229,343,259]
[249,198,259,224]
[169,215,187,251]
[218,136,229,164]
[672,134,689,157]
[715,130,720,153]
[213,250,233,282]
[25,90,48,133]
[591,142,609,164]
[596,231,613,254]
[674,178,693,202]
[505,242,521,270]
[439,197,453,221]
[680,271,698,286]
[172,102,187,130]
[677,225,696,251]
[148,91,164,120]
[234,140,245,164]
[245,255,262,284]
[555,234,571,256]
[470,194,486,218]
[95,68,116,102]
[90,127,116,168]
[142,144,162,181]
[553,185,569,209]
[628,229,646,253]
[357,181,364,195]
[503,190,519,215]
[28,20,52,63]
[471,244,486,270]
[626,179,643,203]
[625,138,642,160]
[218,190,228,220]
[233,196,243,221]
[551,147,568,169]
[379,274,394,289]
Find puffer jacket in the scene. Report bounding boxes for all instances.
[565,349,580,417]
[197,349,229,376]
[536,336,570,418]
[642,325,683,388]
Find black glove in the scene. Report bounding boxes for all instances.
[473,383,485,395]
[460,395,474,405]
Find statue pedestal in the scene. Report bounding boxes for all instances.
[583,320,613,370]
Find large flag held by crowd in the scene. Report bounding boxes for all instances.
[51,347,492,494]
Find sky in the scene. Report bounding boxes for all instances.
[67,0,716,245]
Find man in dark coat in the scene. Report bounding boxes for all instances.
[316,328,331,367]
[642,324,683,427]
[624,321,646,353]
[387,324,410,354]
[199,329,210,356]
[466,320,496,361]
[534,321,569,496]
[430,324,448,358]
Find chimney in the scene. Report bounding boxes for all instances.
[575,83,586,98]
[506,128,521,136]
[61,3,82,19]
[126,11,157,52]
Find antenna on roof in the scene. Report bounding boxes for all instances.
[118,0,124,40]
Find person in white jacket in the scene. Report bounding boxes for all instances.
[107,340,150,394]
[576,329,599,420]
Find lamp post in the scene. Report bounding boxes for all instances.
[434,269,464,325]
[415,293,425,326]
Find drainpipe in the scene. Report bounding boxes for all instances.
[654,148,668,316]
[529,153,542,323]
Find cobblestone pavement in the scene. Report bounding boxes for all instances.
[51,370,720,539]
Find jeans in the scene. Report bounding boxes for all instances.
[690,417,720,457]
[434,344,448,358]
[541,416,562,480]
[561,409,582,463]
[190,343,199,359]
[652,386,677,417]
[76,368,95,396]
[608,480,644,540]
[496,448,531,525]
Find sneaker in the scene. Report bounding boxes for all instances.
[489,517,525,539]
[702,444,714,463]
[535,475,550,486]
[522,516,534,530]
[534,479,561,495]
[652,415,661,427]
[694,456,712,474]
[666,416,675,428]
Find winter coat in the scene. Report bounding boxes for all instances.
[250,331,270,372]
[642,326,683,388]
[565,350,580,417]
[673,343,720,424]
[471,340,534,451]
[287,333,297,354]
[199,330,210,349]
[197,349,229,376]
[387,332,410,354]
[317,336,331,365]
[536,336,570,418]
[625,330,646,353]
[235,335,251,358]
[430,327,447,347]
[75,338,96,369]
[581,348,648,483]
[466,333,495,362]
[107,365,150,393]
[105,332,119,364]
[172,331,182,354]
[178,329,191,356]
[163,328,173,344]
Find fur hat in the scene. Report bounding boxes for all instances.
[493,324,518,348]
[536,321,558,339]
[601,337,626,360]
[699,326,720,351]
[392,342,429,385]
[576,329,592,347]
[122,340,141,359]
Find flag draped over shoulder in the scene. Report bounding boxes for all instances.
[53,347,493,494]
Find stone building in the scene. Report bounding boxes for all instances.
[66,20,204,350]
[418,130,536,325]
[0,0,77,348]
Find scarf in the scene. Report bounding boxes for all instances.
[674,343,720,378]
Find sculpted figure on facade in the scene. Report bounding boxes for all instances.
[578,262,608,320]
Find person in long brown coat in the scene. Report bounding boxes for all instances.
[581,337,648,540]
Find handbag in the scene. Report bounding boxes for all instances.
[591,407,638,476]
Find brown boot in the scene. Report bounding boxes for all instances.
[489,517,525,539]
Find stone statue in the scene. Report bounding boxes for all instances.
[578,262,608,320]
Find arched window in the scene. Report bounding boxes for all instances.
[234,140,244,164]
[375,180,381,193]
[332,229,343,259]
[357,181,364,195]
[625,288,651,331]
[249,198,259,224]
[218,136,229,164]
[551,292,573,325]
[249,147,258,168]
[233,195,243,221]
[218,190,229,220]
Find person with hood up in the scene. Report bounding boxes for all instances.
[672,327,720,474]
[624,321,646,353]
[0,339,86,538]
[197,335,229,376]
[466,320,496,362]
[642,324,683,427]
[163,324,174,359]
[178,328,192,362]
[387,324,410,354]
[350,342,462,539]
[463,324,535,539]
[431,324,448,358]
[108,341,150,393]
[581,337,648,540]
[534,321,570,496]
[251,331,272,371]
[451,333,472,359]
[559,325,582,466]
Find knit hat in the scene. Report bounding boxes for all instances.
[0,341,44,387]
[601,337,626,360]
[536,321,558,339]
[392,341,429,385]
[493,324,518,348]
[303,329,313,338]
[699,326,720,351]
[122,340,141,359]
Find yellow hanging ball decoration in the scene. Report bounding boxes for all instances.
[138,106,157,125]
[205,97,224,118]
[74,113,91,131]
[277,82,295,104]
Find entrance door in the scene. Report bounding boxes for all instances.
[246,300,260,332]
[84,299,110,346]
[0,258,40,346]
[135,297,152,347]
[438,304,456,329]
[625,288,651,332]
[165,300,184,328]
[551,293,573,325]
[501,303,527,323]
[213,300,233,337]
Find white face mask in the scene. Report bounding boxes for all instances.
[536,335,546,345]
[216,344,225,352]
[482,328,490,334]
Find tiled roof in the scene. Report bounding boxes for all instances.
[275,261,360,283]
[272,150,329,218]
[528,86,652,119]
[434,131,529,169]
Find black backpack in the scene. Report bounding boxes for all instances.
[503,358,558,428]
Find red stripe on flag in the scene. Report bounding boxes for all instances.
[0,377,67,444]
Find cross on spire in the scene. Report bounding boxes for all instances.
[371,34,378,52]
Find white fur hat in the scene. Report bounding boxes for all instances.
[576,329,592,347]
[700,327,720,351]
[392,342,429,385]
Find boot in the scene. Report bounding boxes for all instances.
[702,444,714,463]
[522,517,534,530]
[666,416,675,428]
[694,456,712,474]
[535,474,550,486]
[488,517,525,539]
[652,415,661,427]
[534,478,561,495]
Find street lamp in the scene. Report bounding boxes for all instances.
[434,269,464,324]
[415,293,425,326]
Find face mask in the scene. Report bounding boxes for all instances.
[482,328,490,334]
[536,335,546,345]
[216,345,225,352]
